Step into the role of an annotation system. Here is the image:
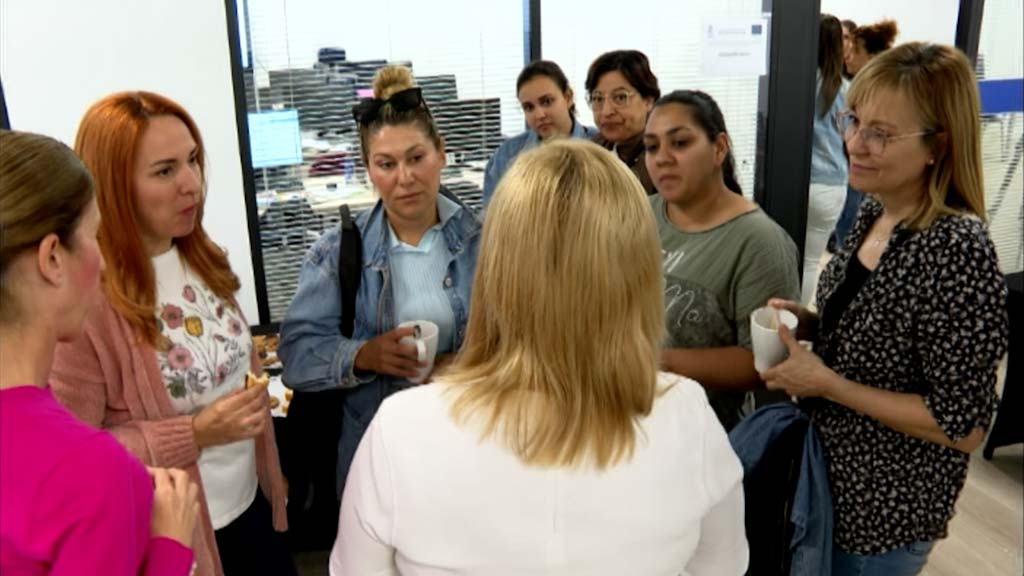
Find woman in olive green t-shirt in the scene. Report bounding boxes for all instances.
[643,90,800,430]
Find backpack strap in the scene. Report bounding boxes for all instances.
[337,204,362,338]
[281,204,364,550]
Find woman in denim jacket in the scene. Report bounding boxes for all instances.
[481,60,597,208]
[278,65,481,495]
[803,14,849,303]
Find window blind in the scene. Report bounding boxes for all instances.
[238,0,526,321]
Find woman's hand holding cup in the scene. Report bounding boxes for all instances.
[354,326,426,380]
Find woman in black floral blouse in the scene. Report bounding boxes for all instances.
[762,43,1009,576]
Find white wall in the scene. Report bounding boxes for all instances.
[0,0,260,323]
[978,0,1024,80]
[541,0,765,198]
[820,0,959,45]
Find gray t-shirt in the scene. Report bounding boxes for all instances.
[652,194,800,428]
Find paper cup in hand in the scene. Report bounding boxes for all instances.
[750,307,799,373]
[397,320,439,383]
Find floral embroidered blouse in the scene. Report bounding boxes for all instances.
[812,198,1009,555]
[152,247,258,530]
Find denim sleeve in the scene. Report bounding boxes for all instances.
[481,151,502,209]
[278,228,371,392]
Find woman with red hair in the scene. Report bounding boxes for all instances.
[51,92,295,576]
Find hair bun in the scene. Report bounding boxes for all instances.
[373,65,415,100]
[876,20,899,43]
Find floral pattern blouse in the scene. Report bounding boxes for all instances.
[812,198,1009,555]
[152,247,252,415]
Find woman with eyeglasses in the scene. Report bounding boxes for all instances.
[49,92,294,576]
[481,60,597,209]
[802,14,850,303]
[644,90,800,431]
[278,65,482,499]
[764,44,1008,575]
[586,50,661,195]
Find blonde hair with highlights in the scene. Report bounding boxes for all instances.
[443,139,665,470]
[848,42,985,230]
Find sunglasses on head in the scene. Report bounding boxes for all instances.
[351,87,427,126]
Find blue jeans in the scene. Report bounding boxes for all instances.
[832,541,935,576]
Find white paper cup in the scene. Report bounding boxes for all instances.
[397,320,439,384]
[750,307,799,373]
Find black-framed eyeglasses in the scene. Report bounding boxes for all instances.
[351,87,428,126]
[836,111,938,156]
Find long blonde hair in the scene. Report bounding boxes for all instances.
[847,42,984,230]
[444,139,665,470]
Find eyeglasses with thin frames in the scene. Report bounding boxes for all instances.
[836,111,937,156]
[586,89,637,111]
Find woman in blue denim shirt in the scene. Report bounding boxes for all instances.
[803,14,850,303]
[481,60,597,208]
[278,65,481,494]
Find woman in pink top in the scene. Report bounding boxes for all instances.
[0,130,198,575]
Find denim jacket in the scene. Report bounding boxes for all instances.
[278,186,482,492]
[729,402,833,576]
[810,71,849,186]
[481,119,597,208]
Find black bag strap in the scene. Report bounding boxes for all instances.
[338,204,362,337]
[281,205,363,551]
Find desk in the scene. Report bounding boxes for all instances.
[301,174,378,213]
[256,180,377,220]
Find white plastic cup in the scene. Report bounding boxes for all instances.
[397,320,439,384]
[750,307,799,373]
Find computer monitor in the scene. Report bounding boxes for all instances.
[247,109,303,169]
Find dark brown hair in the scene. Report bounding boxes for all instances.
[517,60,576,117]
[819,14,845,116]
[853,20,899,55]
[650,90,742,196]
[585,50,660,101]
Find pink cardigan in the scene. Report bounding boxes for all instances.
[50,294,288,576]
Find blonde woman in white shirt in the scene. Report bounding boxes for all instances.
[330,139,748,576]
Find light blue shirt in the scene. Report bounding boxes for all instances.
[388,193,461,352]
[278,186,481,492]
[482,119,598,208]
[810,72,849,186]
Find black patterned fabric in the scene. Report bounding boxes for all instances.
[813,198,1009,555]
